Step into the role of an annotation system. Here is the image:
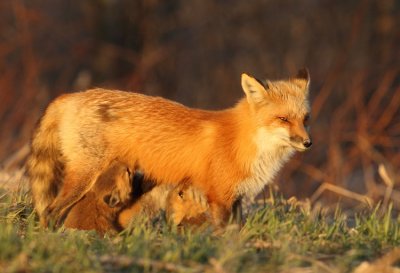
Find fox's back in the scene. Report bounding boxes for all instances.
[52,89,219,185]
[55,89,214,143]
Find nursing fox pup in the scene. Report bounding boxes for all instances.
[64,165,210,233]
[63,160,133,233]
[27,69,312,226]
[118,180,210,229]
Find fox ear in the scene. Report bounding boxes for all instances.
[291,68,310,91]
[103,192,121,208]
[241,73,268,104]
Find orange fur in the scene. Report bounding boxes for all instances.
[28,69,312,226]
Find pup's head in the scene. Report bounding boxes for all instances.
[241,69,312,152]
[166,182,209,226]
[97,163,133,208]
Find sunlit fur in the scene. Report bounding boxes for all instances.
[27,69,311,225]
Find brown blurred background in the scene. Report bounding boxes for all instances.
[0,0,399,208]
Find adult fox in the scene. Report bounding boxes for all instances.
[28,69,312,226]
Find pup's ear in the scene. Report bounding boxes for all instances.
[103,190,121,208]
[241,73,268,104]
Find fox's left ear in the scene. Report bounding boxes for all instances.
[291,68,310,92]
[241,73,268,104]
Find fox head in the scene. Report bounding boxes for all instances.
[241,69,312,152]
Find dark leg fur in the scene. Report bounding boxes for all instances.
[232,197,243,227]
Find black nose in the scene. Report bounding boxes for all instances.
[303,139,312,148]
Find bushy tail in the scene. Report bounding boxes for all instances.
[27,110,63,223]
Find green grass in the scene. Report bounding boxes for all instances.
[0,189,399,273]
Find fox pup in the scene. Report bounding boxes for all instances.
[118,180,210,228]
[64,165,209,233]
[63,160,133,234]
[28,69,312,226]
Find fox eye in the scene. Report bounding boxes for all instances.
[278,117,289,122]
[178,191,184,198]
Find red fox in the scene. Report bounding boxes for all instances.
[27,69,312,226]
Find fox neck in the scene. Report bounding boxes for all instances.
[231,101,295,198]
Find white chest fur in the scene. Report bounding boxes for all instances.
[236,128,295,198]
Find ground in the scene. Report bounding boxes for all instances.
[0,176,399,273]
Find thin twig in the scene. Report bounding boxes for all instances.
[310,182,373,207]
